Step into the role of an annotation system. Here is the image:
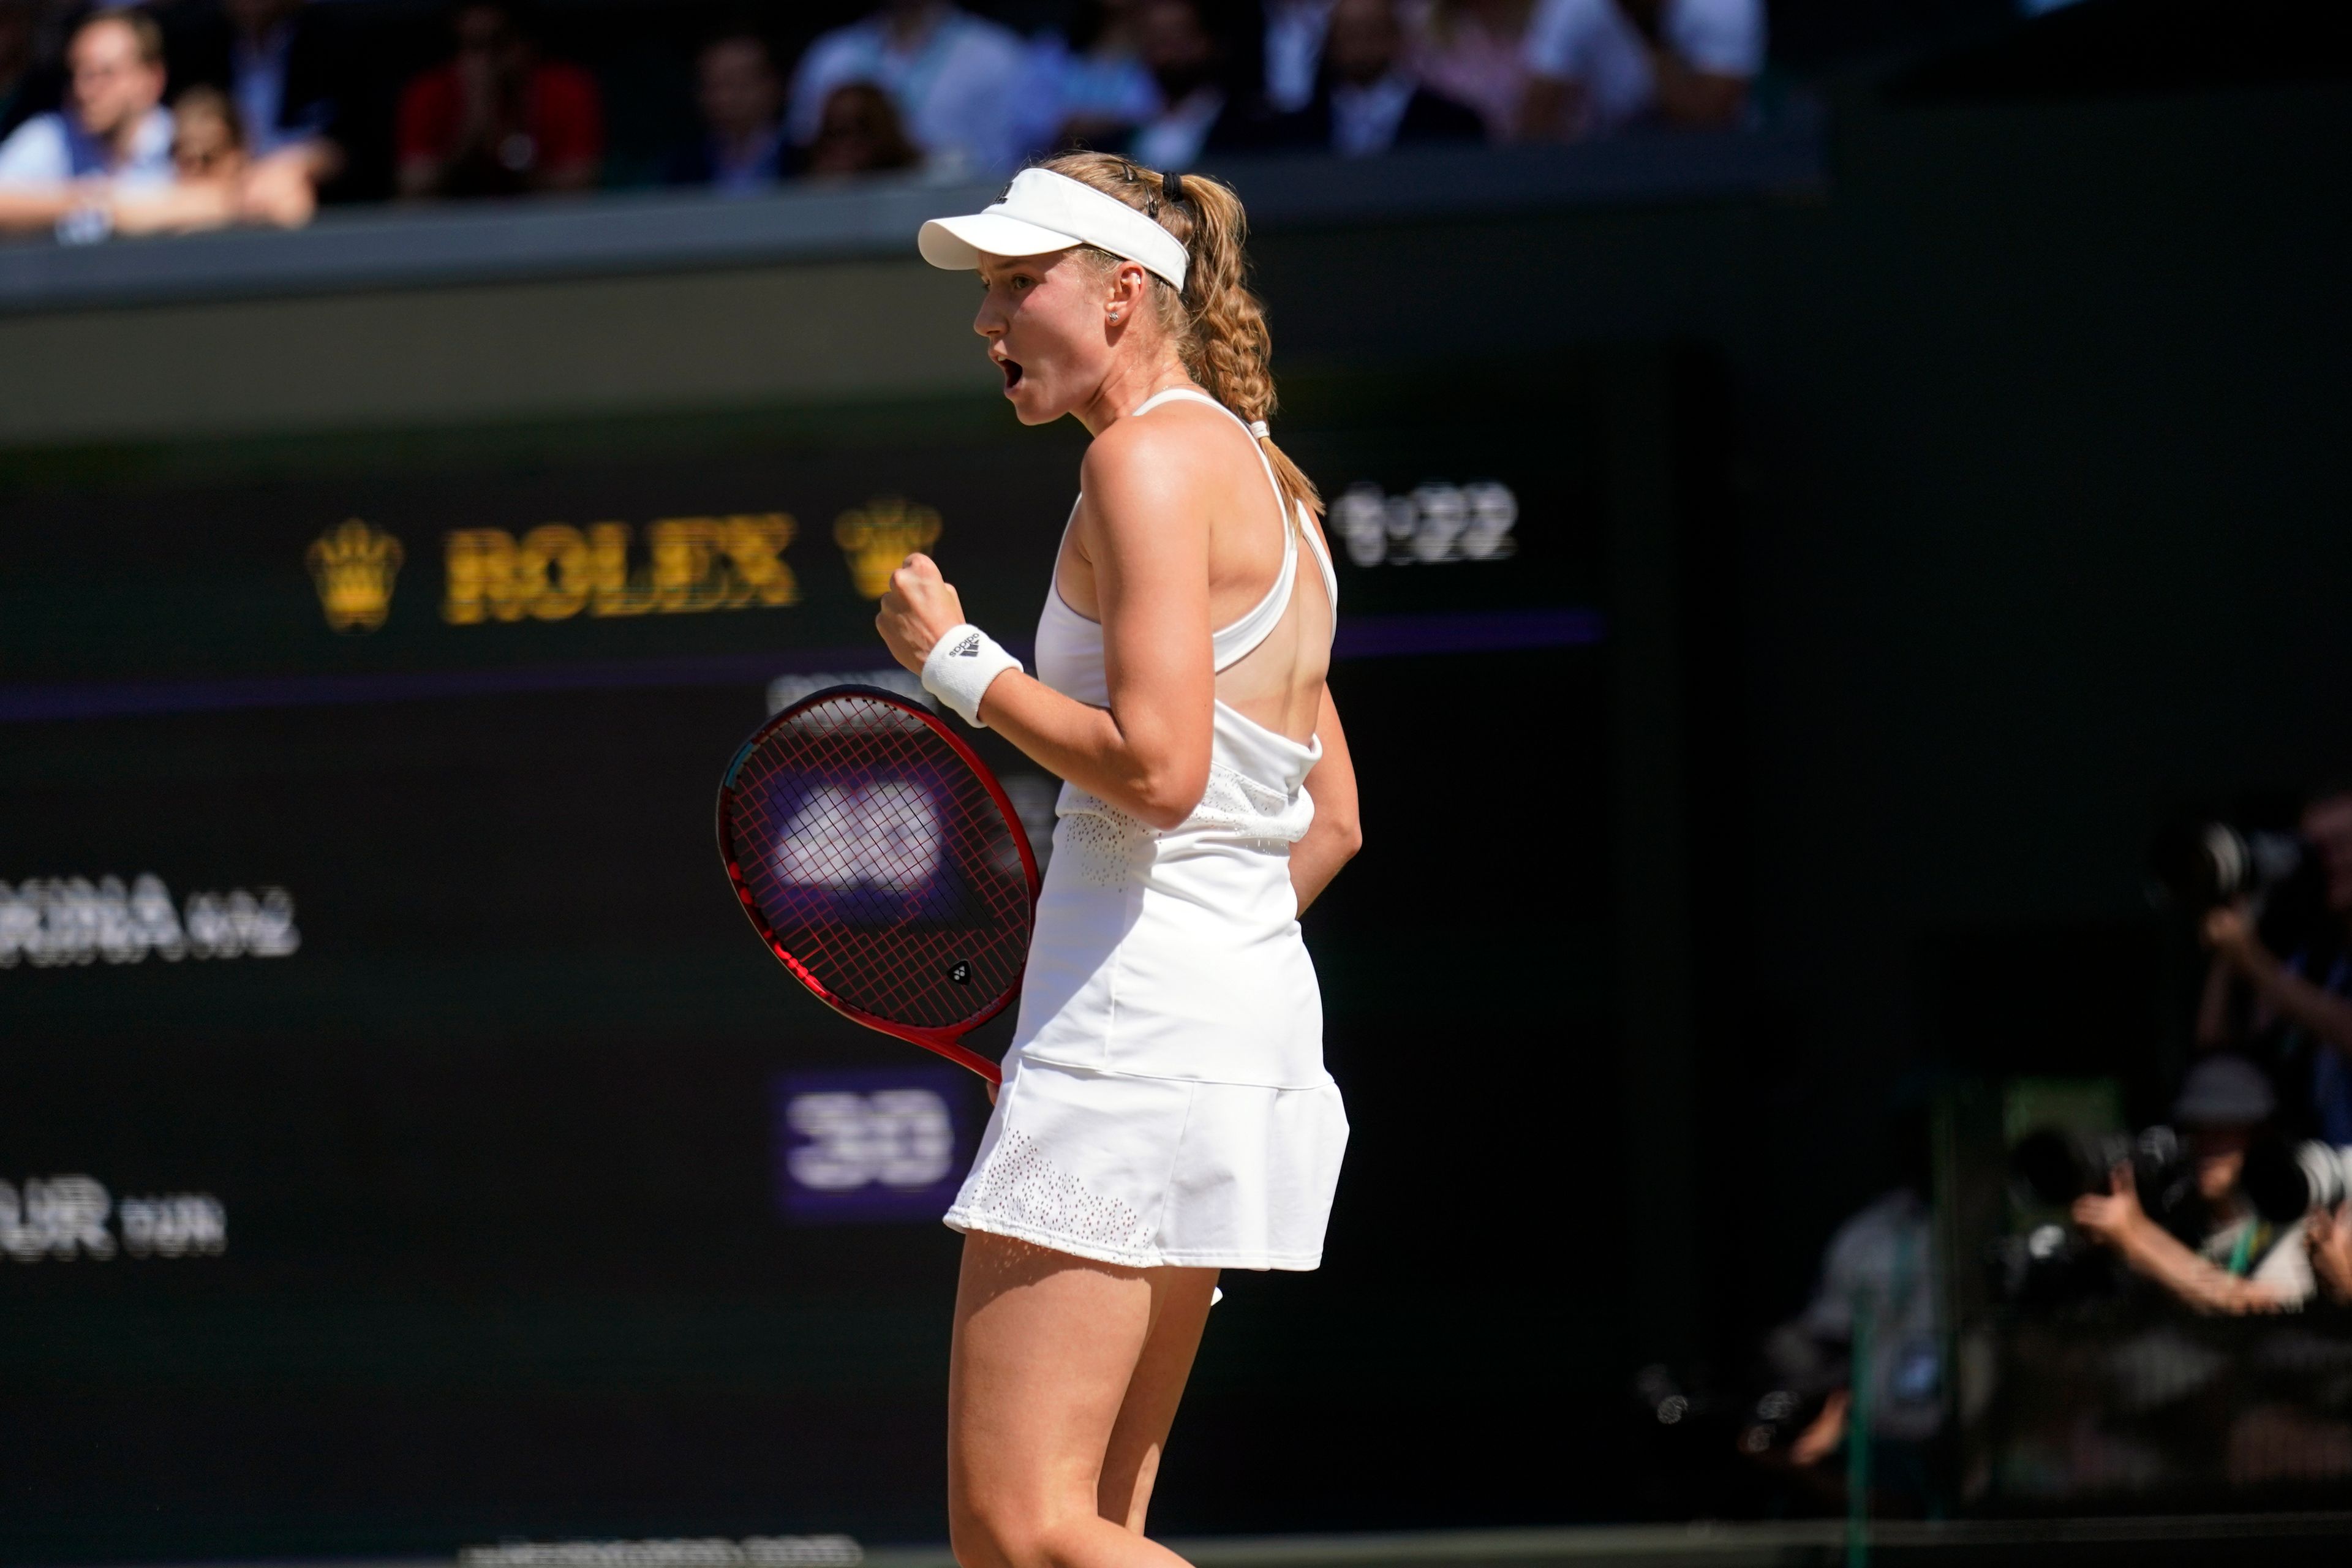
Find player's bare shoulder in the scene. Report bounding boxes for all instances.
[1079,401,1222,542]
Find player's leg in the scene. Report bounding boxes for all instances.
[1096,1267,1219,1532]
[948,1233,1199,1568]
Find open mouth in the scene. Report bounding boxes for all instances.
[999,358,1023,392]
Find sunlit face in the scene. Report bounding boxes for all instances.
[2304,794,2352,914]
[69,20,164,139]
[973,249,1125,426]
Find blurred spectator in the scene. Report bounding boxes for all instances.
[396,0,602,200]
[2200,785,2352,1145]
[164,0,347,198]
[1269,0,1483,156]
[0,7,171,238]
[1517,0,1760,139]
[1761,1107,1945,1512]
[787,0,1025,178]
[1408,0,1535,141]
[1121,0,1261,170]
[802,81,921,180]
[667,30,788,193]
[2070,1055,2315,1314]
[110,81,311,233]
[1017,0,1159,154]
[167,79,241,181]
[1261,0,1332,111]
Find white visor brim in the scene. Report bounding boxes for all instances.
[917,211,1085,271]
[916,167,1190,288]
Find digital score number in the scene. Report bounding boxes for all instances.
[774,1069,973,1224]
[1332,480,1519,567]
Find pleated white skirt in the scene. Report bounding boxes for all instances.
[944,1055,1348,1270]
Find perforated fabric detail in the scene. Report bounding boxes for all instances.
[1188,761,1313,845]
[1062,810,1145,887]
[1057,768,1308,875]
[1055,789,1153,888]
[957,1128,1151,1254]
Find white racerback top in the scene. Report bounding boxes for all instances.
[1034,386,1337,710]
[1014,386,1340,1090]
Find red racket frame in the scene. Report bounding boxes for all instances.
[716,684,1041,1085]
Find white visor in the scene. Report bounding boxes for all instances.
[918,168,1188,290]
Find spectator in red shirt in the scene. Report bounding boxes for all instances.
[396,0,600,199]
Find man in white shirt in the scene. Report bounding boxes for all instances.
[222,0,307,156]
[0,8,172,236]
[1316,0,1483,156]
[1261,0,1335,113]
[787,0,1028,178]
[1517,0,1760,138]
[1125,0,1229,172]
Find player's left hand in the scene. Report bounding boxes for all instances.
[875,552,968,673]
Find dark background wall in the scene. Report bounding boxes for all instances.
[1237,73,2352,1348]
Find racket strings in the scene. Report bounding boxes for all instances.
[726,693,1033,1031]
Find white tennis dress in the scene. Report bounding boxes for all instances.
[942,388,1349,1270]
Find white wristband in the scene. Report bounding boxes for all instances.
[921,623,1023,728]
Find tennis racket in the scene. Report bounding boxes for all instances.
[716,684,1041,1085]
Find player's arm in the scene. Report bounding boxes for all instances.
[876,418,1215,831]
[1291,687,1360,914]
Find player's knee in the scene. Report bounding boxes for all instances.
[949,1498,1079,1568]
[947,1506,1006,1568]
[948,1497,1038,1568]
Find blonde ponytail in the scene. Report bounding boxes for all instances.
[1039,151,1322,521]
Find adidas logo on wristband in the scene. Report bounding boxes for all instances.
[922,623,1024,729]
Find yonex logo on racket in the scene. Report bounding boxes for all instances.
[948,961,972,985]
[772,782,944,893]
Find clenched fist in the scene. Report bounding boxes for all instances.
[875,552,970,674]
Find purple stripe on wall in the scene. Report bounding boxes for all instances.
[0,607,1603,725]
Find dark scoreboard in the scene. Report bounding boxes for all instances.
[0,362,1650,1562]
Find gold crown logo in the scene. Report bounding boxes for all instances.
[834,498,942,600]
[307,519,405,633]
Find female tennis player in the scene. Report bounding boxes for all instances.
[872,152,1359,1568]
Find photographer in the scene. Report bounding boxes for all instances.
[1747,1105,1945,1513]
[2070,1055,2314,1314]
[2199,785,2352,1145]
